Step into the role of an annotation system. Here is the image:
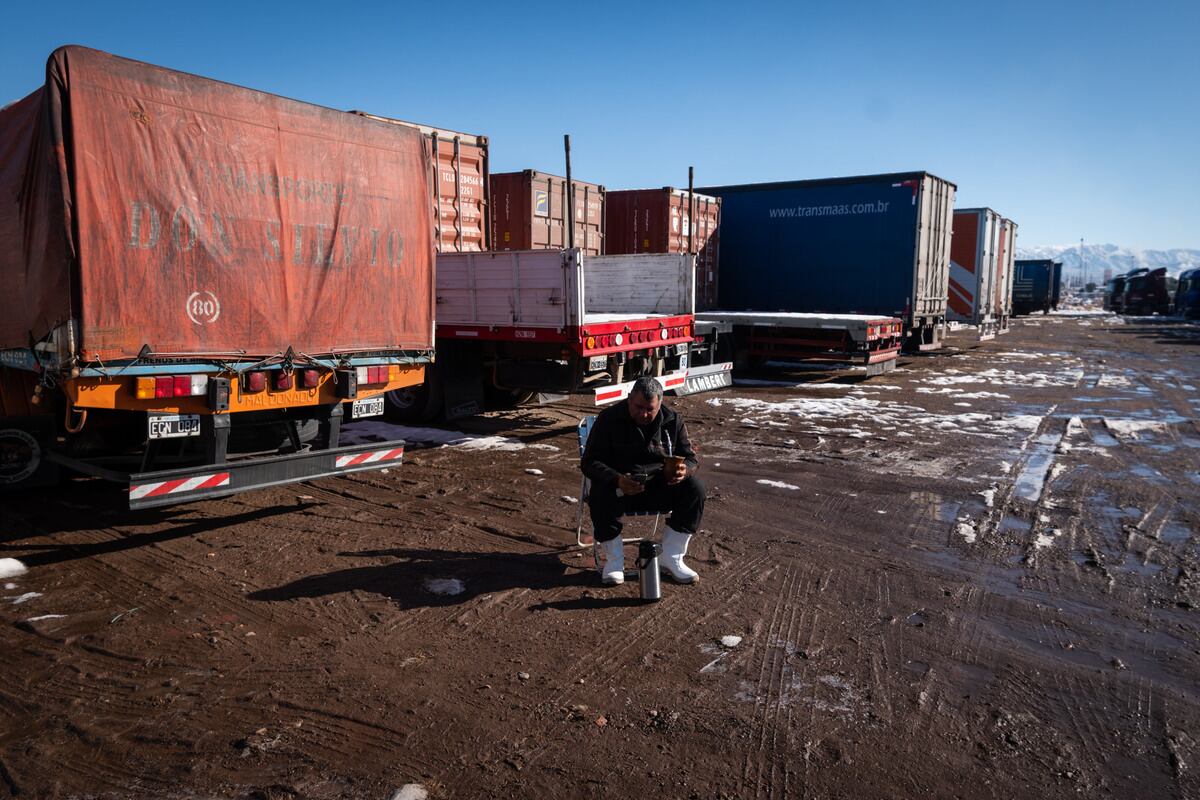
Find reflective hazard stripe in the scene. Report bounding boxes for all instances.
[335,447,405,468]
[130,472,230,500]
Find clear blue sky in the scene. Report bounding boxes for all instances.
[2,0,1197,250]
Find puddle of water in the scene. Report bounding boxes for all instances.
[905,611,928,627]
[1130,464,1163,480]
[1120,552,1165,578]
[935,501,962,523]
[1160,522,1192,544]
[999,515,1033,535]
[1014,433,1063,502]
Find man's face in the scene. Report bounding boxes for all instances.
[628,391,661,427]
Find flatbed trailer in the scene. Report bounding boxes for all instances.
[695,312,903,376]
[389,249,693,419]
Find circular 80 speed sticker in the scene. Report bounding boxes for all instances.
[0,429,41,485]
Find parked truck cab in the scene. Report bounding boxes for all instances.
[1175,268,1200,318]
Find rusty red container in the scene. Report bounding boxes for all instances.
[354,113,489,253]
[606,188,721,310]
[490,170,604,256]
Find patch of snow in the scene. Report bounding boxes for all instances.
[343,421,549,452]
[979,488,996,507]
[957,519,977,544]
[1104,419,1170,438]
[1033,529,1061,549]
[999,461,1013,474]
[24,614,65,622]
[391,786,429,800]
[720,635,743,648]
[954,402,972,407]
[8,592,41,604]
[524,468,544,476]
[757,479,800,491]
[424,578,465,596]
[0,558,28,580]
[560,495,578,504]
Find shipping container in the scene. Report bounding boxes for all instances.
[994,218,1018,332]
[352,113,489,253]
[0,46,434,506]
[1012,260,1054,315]
[948,208,1001,338]
[491,170,605,256]
[698,171,955,350]
[606,188,721,309]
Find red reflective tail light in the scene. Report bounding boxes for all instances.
[245,371,266,392]
[155,377,172,398]
[273,371,293,391]
[300,369,320,389]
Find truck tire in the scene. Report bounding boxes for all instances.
[483,383,535,409]
[0,423,59,491]
[385,379,443,423]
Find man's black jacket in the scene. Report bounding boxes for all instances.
[581,399,699,487]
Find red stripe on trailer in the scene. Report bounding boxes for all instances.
[595,388,624,403]
[335,447,405,468]
[129,471,231,500]
[144,477,192,497]
[195,472,231,490]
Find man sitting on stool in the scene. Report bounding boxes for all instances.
[581,376,706,586]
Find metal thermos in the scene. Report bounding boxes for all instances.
[637,541,662,602]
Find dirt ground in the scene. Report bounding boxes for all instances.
[2,310,1198,799]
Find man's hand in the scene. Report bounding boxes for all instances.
[617,474,646,496]
[665,460,687,485]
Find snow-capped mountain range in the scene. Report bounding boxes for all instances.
[1016,243,1200,284]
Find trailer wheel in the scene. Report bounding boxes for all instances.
[0,424,58,491]
[484,384,536,409]
[385,378,443,423]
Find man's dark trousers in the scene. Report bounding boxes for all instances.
[589,473,706,543]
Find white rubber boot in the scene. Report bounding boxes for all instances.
[597,537,625,586]
[661,527,699,584]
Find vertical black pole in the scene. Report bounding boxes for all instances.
[687,165,695,254]
[564,134,575,250]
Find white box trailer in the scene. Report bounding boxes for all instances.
[390,249,695,419]
[948,207,1001,338]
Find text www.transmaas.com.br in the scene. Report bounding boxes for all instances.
[768,200,890,219]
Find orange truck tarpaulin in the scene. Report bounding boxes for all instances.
[0,46,435,362]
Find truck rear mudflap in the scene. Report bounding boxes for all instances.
[46,440,405,510]
[594,369,688,405]
[675,361,734,395]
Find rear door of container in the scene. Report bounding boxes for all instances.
[669,192,720,310]
[912,175,955,321]
[428,132,488,252]
[978,209,999,320]
[948,209,981,322]
[534,174,603,255]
